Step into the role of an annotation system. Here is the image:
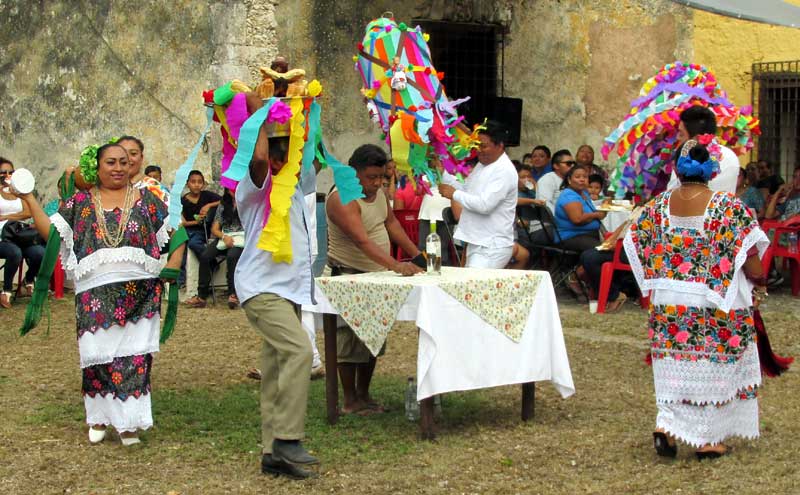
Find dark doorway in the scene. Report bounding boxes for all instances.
[752,60,800,179]
[414,20,504,138]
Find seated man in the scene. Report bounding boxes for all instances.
[325,144,423,414]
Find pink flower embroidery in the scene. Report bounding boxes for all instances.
[132,355,145,366]
[718,257,731,273]
[728,335,741,347]
[113,307,126,320]
[80,292,91,304]
[675,331,690,344]
[90,298,101,312]
[677,262,693,274]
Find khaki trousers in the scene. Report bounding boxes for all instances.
[243,293,312,453]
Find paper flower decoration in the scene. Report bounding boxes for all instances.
[602,61,760,199]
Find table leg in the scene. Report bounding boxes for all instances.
[521,382,536,421]
[419,397,436,440]
[323,313,339,425]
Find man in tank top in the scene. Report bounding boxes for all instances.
[325,144,423,414]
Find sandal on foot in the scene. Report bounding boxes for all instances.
[0,291,11,309]
[696,445,729,460]
[184,296,207,308]
[227,294,239,309]
[88,426,107,444]
[607,293,628,313]
[653,431,677,458]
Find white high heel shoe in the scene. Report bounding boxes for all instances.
[120,434,140,446]
[88,426,107,444]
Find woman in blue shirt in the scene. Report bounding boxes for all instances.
[554,165,607,252]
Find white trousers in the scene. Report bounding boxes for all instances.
[465,244,513,269]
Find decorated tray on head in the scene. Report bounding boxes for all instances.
[198,59,362,263]
[355,14,482,192]
[601,61,760,199]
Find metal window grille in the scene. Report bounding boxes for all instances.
[413,20,502,129]
[752,60,800,178]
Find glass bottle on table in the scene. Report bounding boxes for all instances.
[426,220,442,275]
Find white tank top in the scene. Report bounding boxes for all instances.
[0,194,23,231]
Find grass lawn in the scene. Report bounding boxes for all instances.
[1,287,798,494]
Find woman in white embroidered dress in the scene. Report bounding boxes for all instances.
[19,143,184,446]
[624,139,769,459]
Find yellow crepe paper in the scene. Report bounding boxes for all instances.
[256,97,306,262]
[307,79,323,97]
[214,105,238,148]
[389,118,412,175]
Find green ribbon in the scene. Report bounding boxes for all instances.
[158,227,188,343]
[19,225,61,336]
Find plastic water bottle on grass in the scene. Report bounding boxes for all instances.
[405,377,419,421]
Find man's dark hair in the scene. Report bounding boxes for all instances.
[188,170,204,181]
[551,149,573,166]
[144,165,161,175]
[348,144,388,171]
[514,161,531,173]
[221,187,237,226]
[0,156,13,169]
[268,136,290,163]
[588,173,604,186]
[680,106,717,137]
[118,135,145,152]
[479,120,508,147]
[522,152,532,162]
[532,145,551,158]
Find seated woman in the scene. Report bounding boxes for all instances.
[765,166,800,222]
[185,188,243,309]
[0,158,45,308]
[554,165,607,298]
[736,163,765,218]
[554,165,606,252]
[393,176,423,210]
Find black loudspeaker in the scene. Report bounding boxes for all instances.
[488,97,522,147]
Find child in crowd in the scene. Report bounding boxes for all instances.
[180,170,221,284]
[588,174,605,201]
[144,165,162,182]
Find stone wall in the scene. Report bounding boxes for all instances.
[1,0,692,197]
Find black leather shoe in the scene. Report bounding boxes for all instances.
[272,439,320,465]
[653,432,677,458]
[261,454,318,479]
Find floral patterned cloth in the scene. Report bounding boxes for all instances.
[624,190,769,447]
[83,354,152,401]
[437,270,543,343]
[317,268,544,355]
[54,188,169,430]
[627,191,761,311]
[317,274,415,355]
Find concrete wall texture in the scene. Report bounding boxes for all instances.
[0,0,795,198]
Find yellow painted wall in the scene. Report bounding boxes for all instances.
[692,4,800,165]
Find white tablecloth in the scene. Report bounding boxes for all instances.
[309,268,575,401]
[601,209,630,232]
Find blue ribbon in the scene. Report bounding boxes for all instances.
[168,106,215,228]
[676,156,720,181]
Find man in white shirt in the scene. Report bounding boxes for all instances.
[438,121,518,268]
[666,106,738,193]
[536,149,576,213]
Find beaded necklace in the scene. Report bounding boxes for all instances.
[93,185,135,248]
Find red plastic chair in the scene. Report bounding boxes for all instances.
[597,238,649,313]
[393,209,420,261]
[760,216,800,296]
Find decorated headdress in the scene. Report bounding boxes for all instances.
[602,61,760,198]
[195,62,361,264]
[355,14,482,191]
